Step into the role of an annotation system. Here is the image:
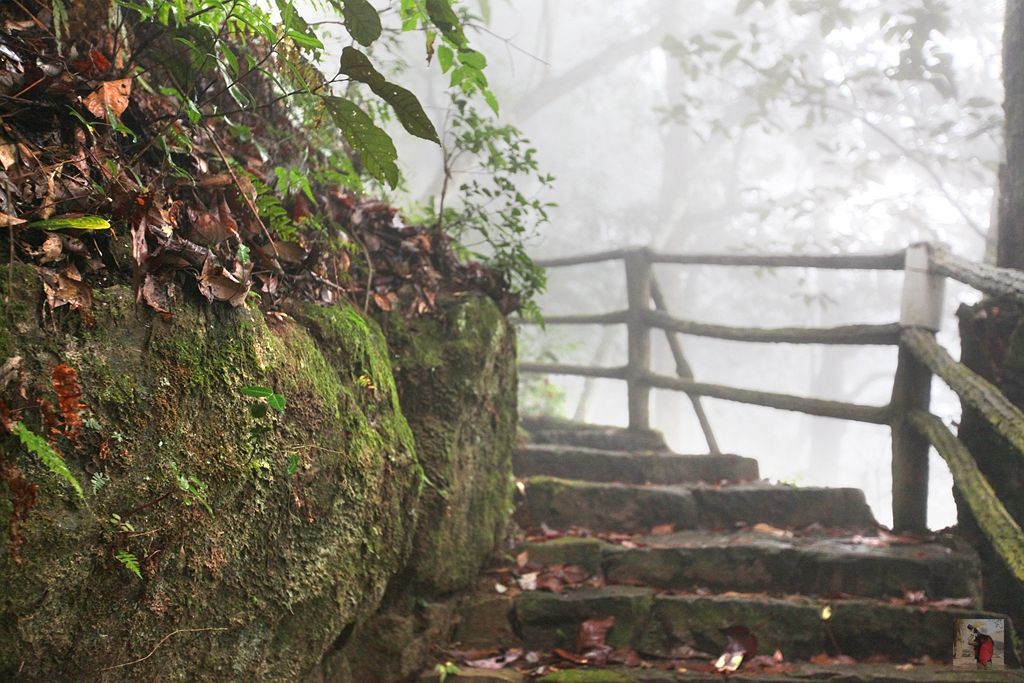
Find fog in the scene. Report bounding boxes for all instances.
[381,0,1006,529]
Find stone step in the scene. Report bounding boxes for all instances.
[456,585,1016,665]
[421,663,1024,682]
[521,416,668,452]
[519,531,981,601]
[516,477,877,533]
[513,445,760,485]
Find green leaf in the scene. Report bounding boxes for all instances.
[483,89,499,114]
[24,215,110,231]
[267,393,286,413]
[458,48,486,70]
[340,47,439,143]
[11,421,84,499]
[275,0,323,51]
[324,96,400,188]
[286,453,299,476]
[343,0,382,46]
[437,44,454,72]
[426,0,466,47]
[241,386,274,398]
[115,549,143,579]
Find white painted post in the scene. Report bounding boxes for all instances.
[900,243,945,331]
[891,242,945,532]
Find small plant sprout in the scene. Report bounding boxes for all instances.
[169,462,213,515]
[435,661,459,683]
[115,549,142,579]
[241,386,286,418]
[90,471,108,493]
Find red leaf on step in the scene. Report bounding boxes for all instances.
[577,616,615,652]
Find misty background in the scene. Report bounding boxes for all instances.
[344,0,1006,529]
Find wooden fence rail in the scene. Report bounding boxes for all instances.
[519,238,1024,577]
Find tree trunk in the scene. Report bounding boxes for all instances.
[954,0,1024,647]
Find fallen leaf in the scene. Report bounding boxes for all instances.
[820,605,833,620]
[929,597,973,608]
[552,648,588,665]
[650,523,674,536]
[714,651,744,673]
[517,571,538,591]
[516,551,529,568]
[0,137,17,169]
[0,212,25,227]
[577,616,615,651]
[197,260,250,306]
[750,522,793,538]
[810,653,856,665]
[39,234,62,263]
[465,648,522,669]
[83,78,132,120]
[39,264,93,315]
[141,274,175,320]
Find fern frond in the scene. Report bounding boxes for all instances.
[11,421,84,499]
[115,549,142,578]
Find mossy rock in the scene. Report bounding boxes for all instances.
[0,265,421,682]
[381,296,517,596]
[325,295,519,683]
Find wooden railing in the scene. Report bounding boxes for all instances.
[518,243,1024,576]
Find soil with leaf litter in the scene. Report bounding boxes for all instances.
[0,3,520,329]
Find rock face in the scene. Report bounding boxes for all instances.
[0,265,515,683]
[314,298,518,683]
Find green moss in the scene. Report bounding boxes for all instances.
[0,279,424,681]
[377,296,516,595]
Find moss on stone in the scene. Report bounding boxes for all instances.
[539,671,635,683]
[379,295,517,596]
[0,276,423,682]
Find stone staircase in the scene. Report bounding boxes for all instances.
[422,418,1023,682]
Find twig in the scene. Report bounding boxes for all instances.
[99,627,228,672]
[119,489,173,518]
[203,125,280,258]
[349,232,374,313]
[10,0,49,32]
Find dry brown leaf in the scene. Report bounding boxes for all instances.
[83,78,132,120]
[142,274,175,320]
[0,212,26,227]
[198,261,250,307]
[40,264,93,314]
[577,616,615,651]
[750,522,793,538]
[650,523,675,536]
[0,138,17,170]
[39,235,62,263]
[274,241,307,264]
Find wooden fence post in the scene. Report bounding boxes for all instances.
[891,243,945,532]
[624,249,652,430]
